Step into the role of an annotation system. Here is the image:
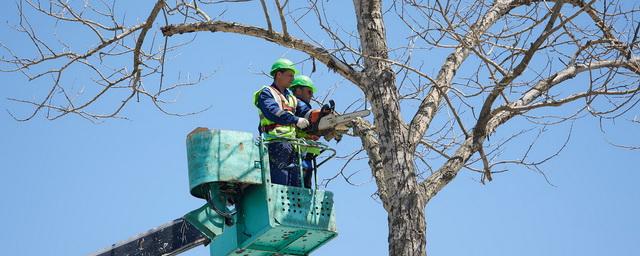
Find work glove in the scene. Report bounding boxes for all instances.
[296,118,310,129]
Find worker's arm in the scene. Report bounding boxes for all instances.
[257,88,299,125]
[296,99,312,119]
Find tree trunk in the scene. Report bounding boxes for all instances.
[388,193,427,256]
[367,76,428,254]
[354,0,429,251]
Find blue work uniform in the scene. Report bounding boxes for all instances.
[295,98,316,188]
[254,84,310,187]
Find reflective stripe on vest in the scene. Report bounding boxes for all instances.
[253,86,298,138]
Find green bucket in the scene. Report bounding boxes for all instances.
[186,128,263,199]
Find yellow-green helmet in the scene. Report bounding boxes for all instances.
[270,58,299,77]
[290,75,317,93]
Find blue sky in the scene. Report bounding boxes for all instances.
[1,1,639,255]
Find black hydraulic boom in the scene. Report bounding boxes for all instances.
[90,218,208,256]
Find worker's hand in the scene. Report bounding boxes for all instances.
[321,104,332,114]
[296,118,310,129]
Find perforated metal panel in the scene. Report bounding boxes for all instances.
[270,185,336,230]
[226,184,337,255]
[245,226,337,255]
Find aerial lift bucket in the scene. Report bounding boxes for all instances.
[185,128,337,256]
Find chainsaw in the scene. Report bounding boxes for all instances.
[305,100,370,142]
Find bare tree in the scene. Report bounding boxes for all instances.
[3,0,639,255]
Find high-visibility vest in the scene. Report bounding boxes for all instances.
[295,103,322,155]
[253,85,298,139]
[297,137,322,155]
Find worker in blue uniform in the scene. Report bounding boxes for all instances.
[253,58,311,187]
[289,75,320,188]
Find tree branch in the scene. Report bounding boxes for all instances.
[160,20,362,86]
[131,0,166,89]
[407,0,519,149]
[351,117,390,210]
[258,0,273,33]
[420,57,640,201]
[274,0,289,40]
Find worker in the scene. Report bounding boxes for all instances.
[290,75,327,188]
[253,58,311,187]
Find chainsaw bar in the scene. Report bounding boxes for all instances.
[317,109,370,131]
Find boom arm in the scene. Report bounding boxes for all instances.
[90,218,209,256]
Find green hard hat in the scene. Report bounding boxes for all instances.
[270,58,299,77]
[290,75,317,93]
